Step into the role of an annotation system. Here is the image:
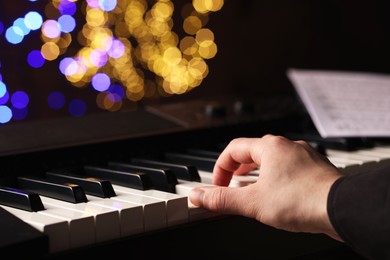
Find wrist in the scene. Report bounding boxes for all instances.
[314,173,344,241]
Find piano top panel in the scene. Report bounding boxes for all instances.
[0,109,183,157]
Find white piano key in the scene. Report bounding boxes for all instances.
[326,155,361,166]
[36,203,95,248]
[326,156,364,174]
[230,175,258,187]
[198,170,213,184]
[198,170,258,187]
[352,149,390,162]
[112,184,188,226]
[362,149,390,168]
[326,149,380,173]
[1,205,70,253]
[371,145,390,152]
[175,180,213,196]
[86,195,144,236]
[109,191,166,232]
[248,168,260,176]
[41,196,120,243]
[326,149,378,163]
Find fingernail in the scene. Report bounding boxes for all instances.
[189,188,205,207]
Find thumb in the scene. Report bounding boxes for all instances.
[189,186,247,215]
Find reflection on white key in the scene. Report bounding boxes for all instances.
[86,195,144,236]
[37,203,95,248]
[112,185,188,227]
[110,191,166,232]
[1,205,69,253]
[41,196,120,243]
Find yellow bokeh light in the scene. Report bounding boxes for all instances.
[41,42,60,61]
[151,1,174,21]
[183,16,202,35]
[163,47,182,66]
[198,41,217,59]
[193,0,224,13]
[86,8,107,27]
[44,0,223,111]
[196,28,214,43]
[180,36,198,56]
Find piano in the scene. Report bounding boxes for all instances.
[1,94,383,259]
[1,0,389,259]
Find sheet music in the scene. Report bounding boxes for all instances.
[287,69,390,138]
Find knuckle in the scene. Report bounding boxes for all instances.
[263,134,286,146]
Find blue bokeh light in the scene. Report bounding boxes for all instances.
[27,50,45,68]
[12,107,28,120]
[0,82,7,98]
[92,73,111,92]
[99,0,117,12]
[11,91,29,109]
[14,18,31,36]
[68,99,87,117]
[58,0,77,16]
[0,21,4,35]
[108,83,125,102]
[59,57,75,75]
[0,106,12,124]
[0,92,10,105]
[5,26,24,44]
[58,15,76,33]
[24,11,43,30]
[48,91,66,110]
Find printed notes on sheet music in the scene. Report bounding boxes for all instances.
[288,69,390,138]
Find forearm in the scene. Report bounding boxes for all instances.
[328,165,390,260]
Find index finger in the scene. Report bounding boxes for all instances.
[213,137,264,186]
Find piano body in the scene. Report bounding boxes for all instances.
[0,95,364,259]
[1,0,390,259]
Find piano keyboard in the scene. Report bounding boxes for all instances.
[1,139,390,255]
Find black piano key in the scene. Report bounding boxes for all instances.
[186,148,220,159]
[45,170,116,198]
[83,165,153,190]
[17,176,88,203]
[107,161,178,193]
[164,152,216,172]
[130,157,201,182]
[0,186,45,212]
[307,141,327,156]
[286,133,374,151]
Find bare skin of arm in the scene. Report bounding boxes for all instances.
[189,134,343,241]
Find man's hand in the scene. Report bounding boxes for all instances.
[189,134,344,241]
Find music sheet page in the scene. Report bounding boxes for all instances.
[287,69,390,138]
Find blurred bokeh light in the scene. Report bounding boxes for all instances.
[0,0,224,123]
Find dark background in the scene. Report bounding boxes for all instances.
[187,0,390,101]
[1,0,390,120]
